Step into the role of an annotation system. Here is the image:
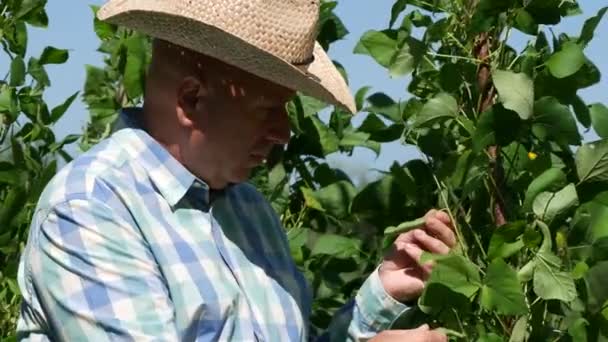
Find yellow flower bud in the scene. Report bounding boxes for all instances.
[528,151,538,160]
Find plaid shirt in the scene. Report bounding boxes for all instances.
[16,109,410,341]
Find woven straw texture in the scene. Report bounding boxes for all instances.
[98,0,356,113]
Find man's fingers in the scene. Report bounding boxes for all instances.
[401,241,434,276]
[413,229,450,255]
[369,325,448,342]
[425,216,457,248]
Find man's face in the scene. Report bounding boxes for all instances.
[177,58,295,189]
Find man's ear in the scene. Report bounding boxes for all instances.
[176,76,204,128]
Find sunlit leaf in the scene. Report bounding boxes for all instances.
[426,253,481,298]
[533,250,577,302]
[493,70,534,120]
[578,6,608,48]
[411,92,458,128]
[532,96,580,146]
[513,8,538,35]
[9,57,26,87]
[523,168,567,211]
[576,139,608,184]
[354,29,398,68]
[481,259,527,315]
[546,42,586,79]
[590,103,608,138]
[50,92,79,123]
[585,260,608,313]
[311,234,361,259]
[532,183,578,223]
[39,46,68,65]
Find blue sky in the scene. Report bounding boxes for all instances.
[10,0,608,183]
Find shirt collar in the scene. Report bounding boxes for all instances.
[112,108,211,208]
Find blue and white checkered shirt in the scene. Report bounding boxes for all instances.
[16,108,410,341]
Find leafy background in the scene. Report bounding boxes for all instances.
[1,0,608,341]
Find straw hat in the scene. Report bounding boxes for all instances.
[97,0,356,113]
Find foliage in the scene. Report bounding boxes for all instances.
[317,0,608,340]
[0,0,79,337]
[80,5,150,150]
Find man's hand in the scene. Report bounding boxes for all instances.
[369,324,447,342]
[379,209,456,302]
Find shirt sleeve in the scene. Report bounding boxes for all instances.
[22,198,179,341]
[319,266,414,341]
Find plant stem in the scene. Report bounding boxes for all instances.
[475,31,507,227]
[428,52,483,64]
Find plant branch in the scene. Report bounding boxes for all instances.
[475,31,507,226]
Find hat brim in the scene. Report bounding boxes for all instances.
[98,1,356,113]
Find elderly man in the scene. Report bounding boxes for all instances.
[16,0,455,341]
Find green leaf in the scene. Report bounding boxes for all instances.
[340,130,379,155]
[523,168,567,211]
[439,63,463,94]
[546,42,586,79]
[364,92,403,122]
[354,30,397,68]
[39,46,68,65]
[27,58,50,87]
[84,65,107,96]
[532,183,578,223]
[300,95,328,117]
[7,21,28,57]
[123,36,148,99]
[568,318,589,342]
[578,7,608,48]
[427,254,481,298]
[313,181,357,219]
[0,87,12,112]
[533,250,577,302]
[301,187,324,212]
[15,0,45,18]
[310,116,339,156]
[0,168,20,185]
[287,226,309,264]
[418,283,471,315]
[317,2,348,49]
[358,114,404,143]
[401,10,432,29]
[526,0,562,25]
[91,5,117,40]
[472,105,521,153]
[585,260,608,313]
[493,70,534,120]
[355,86,372,112]
[576,139,608,184]
[488,222,526,260]
[389,37,425,77]
[412,93,458,128]
[572,261,589,280]
[311,234,361,259]
[570,95,591,128]
[513,8,538,35]
[509,316,529,342]
[9,57,26,87]
[0,187,27,228]
[532,97,580,145]
[23,6,48,27]
[470,0,511,33]
[481,259,527,315]
[389,0,407,28]
[50,92,79,123]
[591,103,608,138]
